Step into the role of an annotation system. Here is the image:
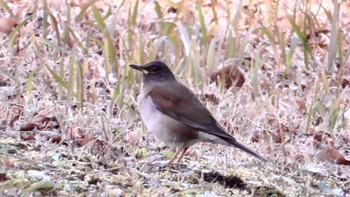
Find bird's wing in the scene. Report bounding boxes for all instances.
[149,82,234,141]
[150,82,268,163]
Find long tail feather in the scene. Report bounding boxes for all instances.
[228,138,269,163]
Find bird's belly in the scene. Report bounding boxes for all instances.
[137,94,198,147]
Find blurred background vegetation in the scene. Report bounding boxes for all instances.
[1,0,350,196]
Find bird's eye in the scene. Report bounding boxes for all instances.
[150,66,160,73]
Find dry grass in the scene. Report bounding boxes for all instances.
[1,0,350,196]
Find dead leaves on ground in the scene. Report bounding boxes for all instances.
[1,105,108,152]
[322,149,350,165]
[248,112,350,165]
[200,93,220,105]
[0,18,18,34]
[67,124,95,147]
[204,64,246,90]
[313,130,350,165]
[0,0,350,195]
[0,173,9,182]
[17,110,61,142]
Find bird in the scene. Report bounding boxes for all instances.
[129,60,268,165]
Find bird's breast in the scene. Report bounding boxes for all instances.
[137,91,198,147]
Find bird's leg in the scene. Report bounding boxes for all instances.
[168,146,187,165]
[176,147,189,162]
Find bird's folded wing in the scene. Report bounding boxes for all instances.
[149,84,269,163]
[149,83,234,141]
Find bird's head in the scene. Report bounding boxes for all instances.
[129,60,176,83]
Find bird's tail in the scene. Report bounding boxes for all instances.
[228,139,269,163]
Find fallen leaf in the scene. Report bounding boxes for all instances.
[20,132,36,141]
[9,106,22,127]
[306,29,330,48]
[19,123,37,131]
[204,65,245,89]
[200,93,220,105]
[0,18,18,34]
[77,0,95,8]
[295,97,306,113]
[313,131,333,149]
[36,116,59,130]
[67,125,94,147]
[341,78,349,88]
[0,173,8,182]
[50,135,63,144]
[325,148,350,165]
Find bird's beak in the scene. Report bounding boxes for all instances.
[129,64,146,74]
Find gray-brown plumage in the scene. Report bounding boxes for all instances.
[130,60,268,164]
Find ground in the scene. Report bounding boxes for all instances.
[0,0,350,196]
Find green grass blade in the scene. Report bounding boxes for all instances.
[75,0,99,22]
[196,3,208,46]
[34,37,70,54]
[8,18,30,52]
[327,2,340,70]
[288,17,312,70]
[176,22,191,56]
[0,0,15,17]
[129,0,139,28]
[48,12,61,46]
[44,64,69,89]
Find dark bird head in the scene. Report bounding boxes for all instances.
[129,60,176,84]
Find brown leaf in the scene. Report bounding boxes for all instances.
[200,93,220,105]
[0,173,8,182]
[36,116,59,130]
[204,65,245,89]
[50,135,63,144]
[306,29,330,48]
[0,18,18,34]
[20,132,36,141]
[341,78,349,88]
[78,133,94,147]
[313,131,324,149]
[251,129,262,142]
[67,125,94,147]
[295,97,306,113]
[92,139,107,151]
[37,130,63,144]
[325,148,350,165]
[9,106,22,127]
[313,131,333,149]
[313,131,349,164]
[272,132,282,144]
[78,0,95,8]
[19,123,37,131]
